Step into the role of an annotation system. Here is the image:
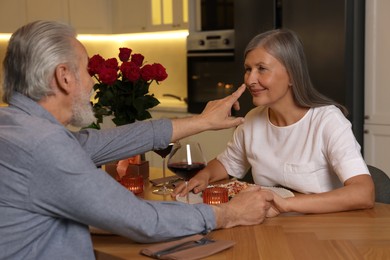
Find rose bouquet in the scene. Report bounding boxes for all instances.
[87,47,168,129]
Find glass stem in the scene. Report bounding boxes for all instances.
[162,157,167,191]
[185,181,189,204]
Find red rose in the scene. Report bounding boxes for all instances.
[119,47,132,62]
[152,63,168,81]
[131,53,144,67]
[98,67,117,85]
[140,64,154,81]
[104,58,119,70]
[120,61,140,82]
[88,54,105,76]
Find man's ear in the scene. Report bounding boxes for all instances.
[54,64,73,94]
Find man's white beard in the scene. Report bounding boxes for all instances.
[69,86,95,128]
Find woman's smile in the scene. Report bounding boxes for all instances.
[248,86,267,97]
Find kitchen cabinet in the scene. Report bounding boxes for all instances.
[149,0,188,31]
[0,0,111,34]
[145,109,235,169]
[364,125,390,178]
[0,0,27,33]
[68,0,112,34]
[364,0,390,177]
[26,0,68,23]
[112,0,188,33]
[111,0,150,33]
[0,0,69,33]
[1,0,186,34]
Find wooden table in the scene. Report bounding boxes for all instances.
[93,168,390,260]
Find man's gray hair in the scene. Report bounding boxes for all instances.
[2,20,77,103]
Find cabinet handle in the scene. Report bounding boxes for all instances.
[364,115,370,120]
[364,130,369,134]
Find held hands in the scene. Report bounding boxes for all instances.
[172,172,281,225]
[213,186,275,228]
[265,192,289,218]
[197,84,246,130]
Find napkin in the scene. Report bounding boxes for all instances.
[140,234,235,260]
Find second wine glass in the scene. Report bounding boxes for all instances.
[167,141,207,203]
[152,143,174,195]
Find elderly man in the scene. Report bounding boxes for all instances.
[0,20,273,259]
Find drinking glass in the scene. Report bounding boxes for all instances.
[152,143,174,195]
[167,141,207,203]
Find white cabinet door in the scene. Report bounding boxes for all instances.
[69,0,112,34]
[26,0,69,23]
[112,0,188,33]
[0,0,27,33]
[149,0,188,31]
[364,124,390,178]
[365,0,390,125]
[0,0,68,33]
[112,0,150,33]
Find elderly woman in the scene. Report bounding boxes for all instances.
[174,29,375,215]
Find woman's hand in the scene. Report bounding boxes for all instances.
[171,171,210,198]
[264,191,286,217]
[171,159,230,198]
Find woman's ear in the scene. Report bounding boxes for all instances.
[53,64,73,94]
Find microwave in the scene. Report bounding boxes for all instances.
[188,0,234,32]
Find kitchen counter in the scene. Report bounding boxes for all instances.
[151,97,187,113]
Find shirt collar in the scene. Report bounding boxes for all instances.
[8,92,62,126]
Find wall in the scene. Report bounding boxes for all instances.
[0,32,188,105]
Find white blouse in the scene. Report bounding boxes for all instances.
[217,105,369,194]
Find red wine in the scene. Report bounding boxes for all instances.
[153,144,173,158]
[167,162,206,180]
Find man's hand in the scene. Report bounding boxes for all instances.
[197,84,246,130]
[170,84,246,143]
[212,186,274,229]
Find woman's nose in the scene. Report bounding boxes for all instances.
[245,70,257,85]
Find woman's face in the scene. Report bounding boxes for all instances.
[244,47,292,108]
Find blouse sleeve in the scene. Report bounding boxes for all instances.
[217,124,251,179]
[321,109,369,183]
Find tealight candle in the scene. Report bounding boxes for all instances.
[203,187,229,205]
[120,175,144,194]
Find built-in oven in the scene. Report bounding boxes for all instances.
[187,0,237,114]
[187,30,237,114]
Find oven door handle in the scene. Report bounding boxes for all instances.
[187,52,234,57]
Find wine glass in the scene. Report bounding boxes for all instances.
[152,143,175,195]
[167,141,207,203]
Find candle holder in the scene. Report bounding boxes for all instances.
[120,174,144,195]
[203,187,229,205]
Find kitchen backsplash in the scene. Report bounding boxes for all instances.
[0,33,188,105]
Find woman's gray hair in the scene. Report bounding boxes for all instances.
[2,20,78,103]
[245,29,348,116]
